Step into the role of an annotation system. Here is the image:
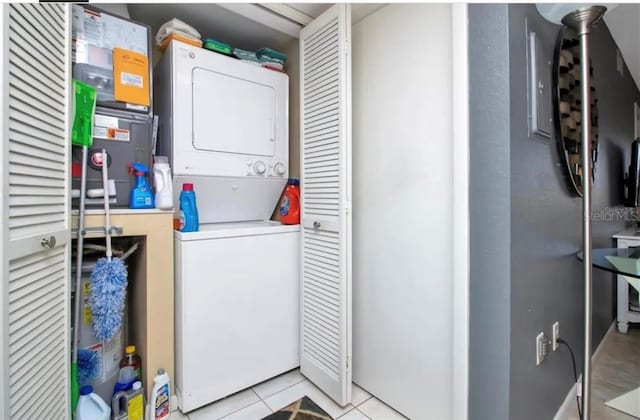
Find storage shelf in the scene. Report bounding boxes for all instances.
[72,211,175,397]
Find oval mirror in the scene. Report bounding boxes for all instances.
[552,28,599,197]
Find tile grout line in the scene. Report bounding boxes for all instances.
[356,395,373,407]
[255,375,308,407]
[358,408,374,420]
[335,405,356,419]
[216,400,270,420]
[252,388,275,413]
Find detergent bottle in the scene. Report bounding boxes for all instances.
[153,156,173,210]
[112,381,144,420]
[150,368,171,420]
[279,178,300,225]
[76,385,111,420]
[128,162,154,209]
[179,183,199,232]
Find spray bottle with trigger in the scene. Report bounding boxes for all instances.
[128,162,155,209]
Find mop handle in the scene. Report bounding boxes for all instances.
[72,146,89,363]
[101,150,112,260]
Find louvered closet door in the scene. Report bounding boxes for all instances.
[1,4,71,419]
[299,4,352,406]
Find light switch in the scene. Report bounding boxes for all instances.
[528,31,553,141]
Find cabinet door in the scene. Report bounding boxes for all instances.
[0,4,71,419]
[299,3,352,406]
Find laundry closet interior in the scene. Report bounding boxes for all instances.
[1,2,461,419]
[95,2,457,418]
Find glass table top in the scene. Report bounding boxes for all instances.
[578,248,640,279]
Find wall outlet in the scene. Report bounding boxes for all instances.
[576,380,582,397]
[536,332,546,365]
[552,321,560,351]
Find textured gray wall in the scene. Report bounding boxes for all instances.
[469,4,640,420]
[468,5,512,420]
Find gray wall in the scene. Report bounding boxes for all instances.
[469,4,640,420]
[468,5,512,420]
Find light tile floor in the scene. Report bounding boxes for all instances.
[170,369,407,420]
[568,324,640,420]
[171,325,640,420]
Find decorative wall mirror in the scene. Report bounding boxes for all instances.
[552,28,599,197]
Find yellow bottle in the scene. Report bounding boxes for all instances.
[127,381,145,420]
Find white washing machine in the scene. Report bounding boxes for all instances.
[155,40,289,224]
[155,42,299,412]
[174,222,300,412]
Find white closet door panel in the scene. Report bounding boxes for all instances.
[1,3,70,419]
[7,2,68,246]
[300,3,352,406]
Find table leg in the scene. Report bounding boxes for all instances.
[617,275,629,334]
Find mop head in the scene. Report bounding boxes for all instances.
[77,348,100,386]
[89,257,127,342]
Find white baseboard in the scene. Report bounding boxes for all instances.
[553,322,616,420]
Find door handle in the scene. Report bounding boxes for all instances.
[313,221,321,229]
[40,235,56,249]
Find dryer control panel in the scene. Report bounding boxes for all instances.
[246,160,287,177]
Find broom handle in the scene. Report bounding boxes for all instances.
[72,146,89,363]
[101,150,112,261]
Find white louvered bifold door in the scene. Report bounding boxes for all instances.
[0,4,71,419]
[299,4,352,406]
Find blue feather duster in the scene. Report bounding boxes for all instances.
[89,256,127,342]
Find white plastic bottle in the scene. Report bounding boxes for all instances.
[76,385,111,420]
[153,156,174,210]
[150,368,171,420]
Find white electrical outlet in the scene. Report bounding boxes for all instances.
[552,321,560,351]
[536,332,546,365]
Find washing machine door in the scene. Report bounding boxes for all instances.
[192,67,276,157]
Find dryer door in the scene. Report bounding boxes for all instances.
[192,67,276,157]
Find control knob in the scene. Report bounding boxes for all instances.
[273,162,286,176]
[254,161,266,175]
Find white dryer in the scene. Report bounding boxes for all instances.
[155,41,289,223]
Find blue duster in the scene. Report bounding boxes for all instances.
[89,149,128,343]
[89,257,127,342]
[77,348,100,386]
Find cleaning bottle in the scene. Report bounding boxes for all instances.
[120,345,142,381]
[113,366,136,395]
[179,183,199,232]
[279,178,300,225]
[150,368,171,420]
[112,381,144,420]
[153,156,173,210]
[111,391,129,420]
[127,381,145,420]
[76,385,111,420]
[128,162,154,209]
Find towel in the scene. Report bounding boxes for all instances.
[155,18,201,46]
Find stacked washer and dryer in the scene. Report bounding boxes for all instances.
[155,41,299,413]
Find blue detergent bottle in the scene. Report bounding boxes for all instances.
[179,183,199,232]
[128,162,155,209]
